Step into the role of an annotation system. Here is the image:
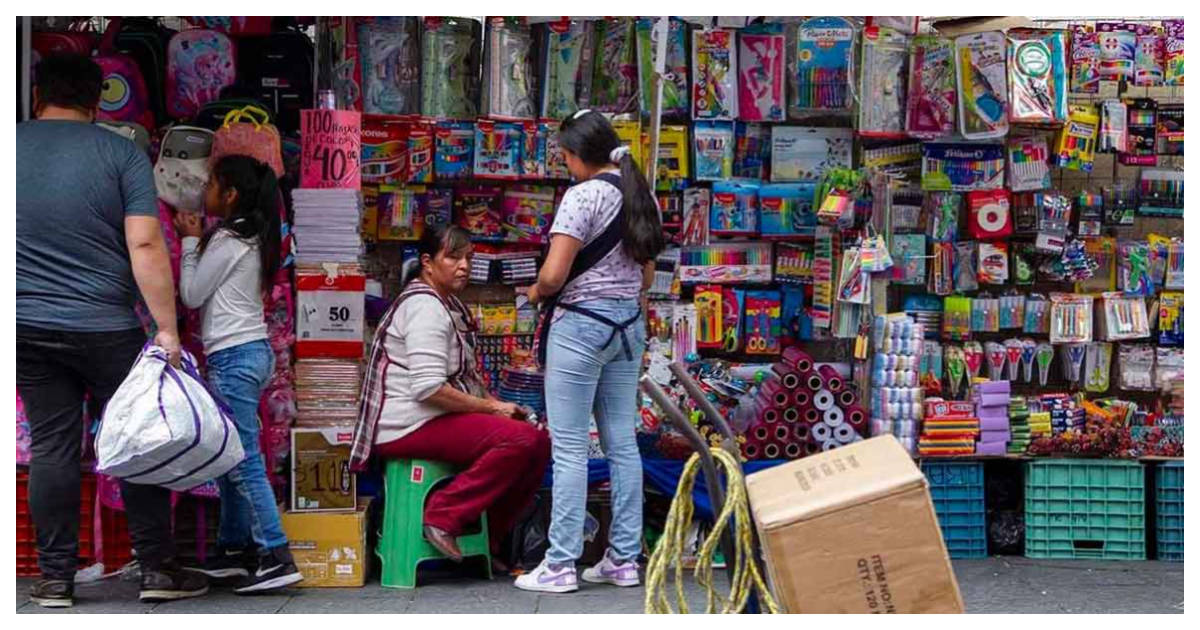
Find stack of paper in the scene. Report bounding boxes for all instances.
[293,189,364,264]
[294,359,363,427]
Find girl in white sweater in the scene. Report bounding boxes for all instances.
[173,155,301,593]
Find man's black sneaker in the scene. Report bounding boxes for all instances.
[233,546,303,594]
[29,579,73,608]
[187,548,256,581]
[140,561,210,603]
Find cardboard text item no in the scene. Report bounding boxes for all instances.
[745,434,965,613]
[290,427,357,512]
[281,499,371,587]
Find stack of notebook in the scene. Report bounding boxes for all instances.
[293,189,364,264]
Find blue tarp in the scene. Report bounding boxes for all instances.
[541,457,790,521]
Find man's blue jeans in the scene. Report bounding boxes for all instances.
[206,339,287,552]
[544,298,645,566]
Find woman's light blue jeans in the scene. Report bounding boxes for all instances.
[544,298,645,566]
[205,339,288,552]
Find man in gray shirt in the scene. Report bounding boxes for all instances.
[16,54,206,607]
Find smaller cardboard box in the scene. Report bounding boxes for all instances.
[291,427,357,512]
[745,434,965,614]
[281,499,371,588]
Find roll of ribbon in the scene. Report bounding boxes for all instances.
[771,363,802,390]
[763,442,782,459]
[793,389,811,408]
[812,421,833,442]
[803,406,821,424]
[752,425,770,441]
[845,405,867,430]
[760,379,792,407]
[821,439,840,451]
[793,423,811,442]
[817,365,844,392]
[741,441,761,460]
[782,406,801,423]
[762,407,780,424]
[838,389,857,407]
[773,424,792,441]
[813,389,835,411]
[784,442,803,459]
[833,423,857,444]
[802,370,825,391]
[782,347,813,372]
[823,406,845,427]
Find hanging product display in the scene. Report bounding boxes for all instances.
[858,26,909,137]
[1055,105,1099,172]
[482,17,537,120]
[1007,29,1068,124]
[921,142,1005,191]
[166,29,236,119]
[1121,98,1158,166]
[1071,24,1101,93]
[954,31,1009,139]
[636,17,688,118]
[1097,22,1137,82]
[591,17,638,114]
[692,27,738,120]
[788,16,856,117]
[1134,24,1165,86]
[693,120,735,181]
[737,24,786,122]
[769,126,852,182]
[542,19,595,120]
[356,17,421,116]
[474,119,524,180]
[421,17,481,119]
[906,35,956,140]
[1006,136,1051,192]
[1164,19,1184,85]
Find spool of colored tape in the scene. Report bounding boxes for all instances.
[771,363,802,390]
[782,347,813,372]
[803,406,821,424]
[773,424,791,441]
[813,389,835,411]
[818,365,844,392]
[793,389,811,407]
[762,407,780,424]
[838,389,857,407]
[793,423,811,442]
[763,442,782,459]
[803,370,825,391]
[742,441,761,459]
[782,406,801,423]
[812,421,833,442]
[845,405,867,430]
[823,406,845,427]
[833,423,857,444]
[784,442,803,458]
[752,425,770,441]
[821,439,840,451]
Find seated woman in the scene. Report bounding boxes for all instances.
[350,224,550,566]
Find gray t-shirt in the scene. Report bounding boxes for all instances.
[17,120,160,332]
[549,175,644,306]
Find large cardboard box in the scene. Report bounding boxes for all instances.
[745,435,964,613]
[281,499,371,588]
[291,427,357,512]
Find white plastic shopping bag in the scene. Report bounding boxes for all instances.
[96,345,244,491]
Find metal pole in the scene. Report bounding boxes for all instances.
[645,17,668,186]
[667,362,738,453]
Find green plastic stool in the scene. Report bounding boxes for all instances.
[377,458,492,589]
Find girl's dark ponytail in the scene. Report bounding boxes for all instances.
[557,110,665,264]
[204,155,282,289]
[615,151,666,264]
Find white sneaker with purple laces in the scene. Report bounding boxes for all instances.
[581,551,640,587]
[513,559,579,593]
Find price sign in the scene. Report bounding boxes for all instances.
[296,266,365,358]
[301,109,362,189]
[290,428,357,512]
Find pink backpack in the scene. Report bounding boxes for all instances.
[167,29,236,119]
[208,105,284,177]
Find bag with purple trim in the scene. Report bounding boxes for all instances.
[95,345,245,491]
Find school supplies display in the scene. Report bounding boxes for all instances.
[591,17,638,113]
[1006,136,1051,191]
[710,179,760,236]
[543,20,595,120]
[737,24,786,122]
[1097,22,1137,82]
[692,28,738,119]
[921,143,1005,191]
[769,126,852,182]
[1121,98,1158,166]
[692,120,735,180]
[906,35,956,140]
[954,31,1009,140]
[966,189,1012,239]
[482,18,537,120]
[636,17,689,118]
[420,17,481,119]
[788,16,856,117]
[858,27,909,137]
[1007,29,1067,124]
[1071,25,1101,93]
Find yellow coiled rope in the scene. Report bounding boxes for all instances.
[644,448,780,614]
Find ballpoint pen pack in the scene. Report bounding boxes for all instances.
[788,16,857,118]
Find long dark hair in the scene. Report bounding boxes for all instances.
[400,222,473,288]
[557,110,666,264]
[199,155,282,288]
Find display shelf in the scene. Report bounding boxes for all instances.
[1155,461,1183,562]
[1024,460,1146,560]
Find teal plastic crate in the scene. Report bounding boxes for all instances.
[1024,460,1146,560]
[1156,461,1183,562]
[923,462,987,559]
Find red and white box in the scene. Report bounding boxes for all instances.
[296,265,366,359]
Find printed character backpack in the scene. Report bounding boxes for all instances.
[167,29,237,119]
[154,125,215,210]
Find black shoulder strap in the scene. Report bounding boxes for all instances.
[562,172,624,288]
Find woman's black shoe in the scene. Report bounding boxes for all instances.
[233,546,303,594]
[139,561,210,603]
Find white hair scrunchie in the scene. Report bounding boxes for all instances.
[610,145,631,163]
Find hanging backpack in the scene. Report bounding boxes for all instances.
[166,29,237,119]
[209,105,284,177]
[191,96,274,131]
[90,19,155,130]
[232,26,315,135]
[183,17,275,37]
[31,20,97,58]
[112,17,176,126]
[154,125,215,210]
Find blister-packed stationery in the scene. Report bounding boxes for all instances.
[591,18,638,114]
[693,121,735,181]
[542,20,595,120]
[636,18,688,118]
[1118,240,1156,296]
[858,27,909,137]
[1007,29,1068,124]
[788,16,856,117]
[693,28,738,119]
[906,35,956,139]
[928,242,954,296]
[770,126,853,181]
[1049,293,1093,344]
[421,17,481,119]
[738,24,786,122]
[1006,135,1051,191]
[1155,347,1184,392]
[925,192,960,242]
[1098,99,1128,153]
[1098,292,1150,341]
[1158,292,1183,346]
[1134,25,1165,86]
[1164,19,1184,85]
[1071,25,1100,93]
[953,241,979,292]
[1024,294,1050,334]
[357,17,421,115]
[1118,344,1155,391]
[434,121,476,180]
[954,31,1009,139]
[1097,22,1137,82]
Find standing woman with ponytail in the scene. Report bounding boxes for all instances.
[515,110,665,593]
[172,155,302,593]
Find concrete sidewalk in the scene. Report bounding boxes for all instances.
[16,557,1184,614]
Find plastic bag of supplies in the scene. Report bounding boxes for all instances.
[95,345,244,491]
